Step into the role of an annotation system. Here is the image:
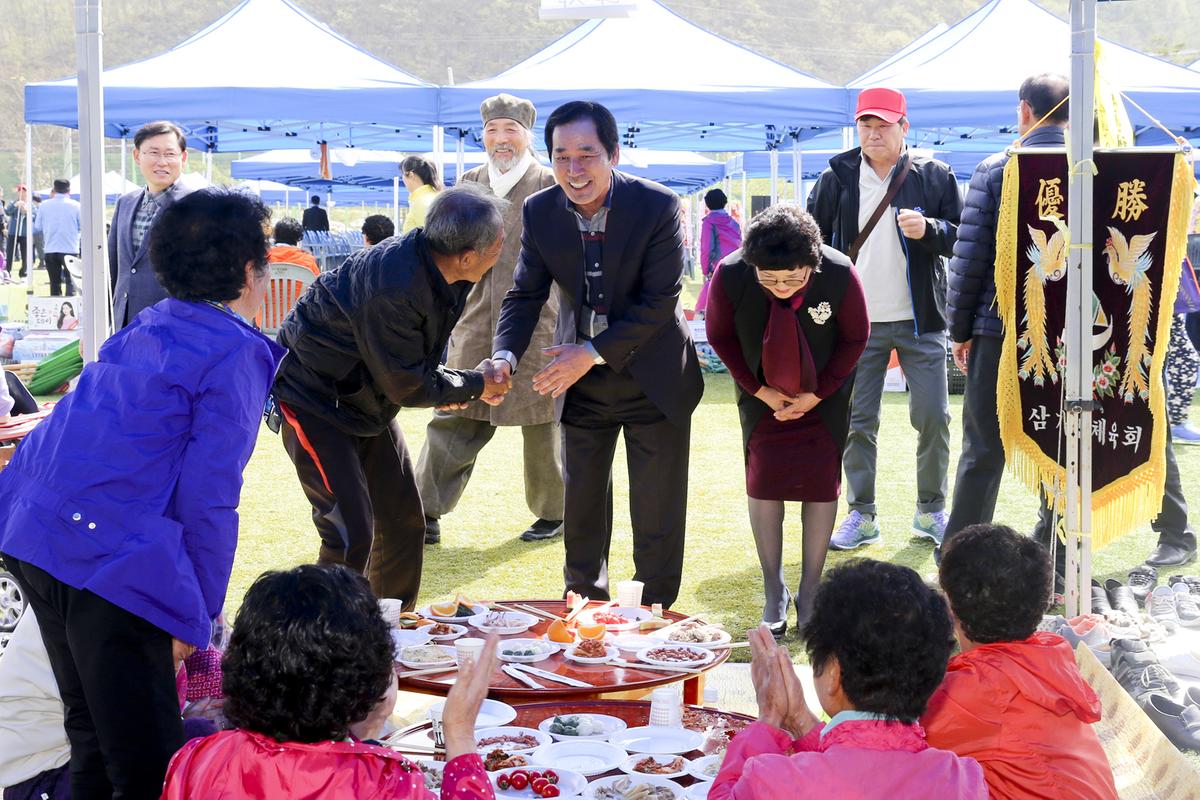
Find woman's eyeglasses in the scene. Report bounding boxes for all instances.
[756,269,812,288]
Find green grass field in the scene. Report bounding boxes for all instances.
[229,338,1200,665]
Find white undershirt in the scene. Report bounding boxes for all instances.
[855,154,913,323]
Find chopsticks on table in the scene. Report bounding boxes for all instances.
[654,614,700,636]
[508,663,593,688]
[502,665,545,689]
[396,664,458,679]
[377,731,441,754]
[491,602,560,622]
[610,658,705,675]
[566,599,616,624]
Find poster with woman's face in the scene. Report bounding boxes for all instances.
[28,296,81,332]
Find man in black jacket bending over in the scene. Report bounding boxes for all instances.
[274,184,511,606]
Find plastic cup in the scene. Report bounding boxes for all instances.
[616,580,645,608]
[455,637,485,665]
[649,686,680,727]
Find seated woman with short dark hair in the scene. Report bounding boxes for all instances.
[161,564,497,799]
[710,559,986,798]
[921,524,1117,799]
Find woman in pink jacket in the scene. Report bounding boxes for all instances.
[710,560,987,799]
[696,188,742,314]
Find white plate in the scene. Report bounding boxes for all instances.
[584,606,654,632]
[491,765,588,799]
[620,752,691,780]
[538,713,629,742]
[398,644,457,671]
[652,624,732,649]
[563,643,619,665]
[612,634,660,653]
[635,645,716,669]
[498,638,557,664]
[685,781,714,799]
[426,622,469,642]
[533,739,628,778]
[415,760,445,792]
[585,774,684,799]
[391,628,432,653]
[686,754,723,782]
[469,610,538,635]
[608,726,704,755]
[476,726,552,753]
[420,602,489,623]
[431,698,517,729]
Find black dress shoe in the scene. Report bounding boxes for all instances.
[1091,580,1115,616]
[1105,579,1141,617]
[1146,542,1198,568]
[520,518,563,542]
[424,516,441,545]
[1127,565,1158,605]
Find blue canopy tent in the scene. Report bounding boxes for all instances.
[850,0,1200,135]
[24,0,442,152]
[231,148,488,187]
[438,0,849,153]
[617,149,724,192]
[234,179,399,207]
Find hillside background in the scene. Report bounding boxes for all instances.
[1,0,1197,190]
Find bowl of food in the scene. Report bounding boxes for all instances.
[654,620,731,648]
[492,766,587,799]
[585,606,652,632]
[620,753,690,780]
[687,753,724,782]
[635,645,715,669]
[397,644,457,670]
[538,713,627,742]
[422,597,488,623]
[416,760,444,791]
[499,638,557,664]
[484,748,532,772]
[391,627,432,653]
[563,638,617,664]
[470,610,538,635]
[476,726,552,754]
[585,774,682,799]
[425,622,468,641]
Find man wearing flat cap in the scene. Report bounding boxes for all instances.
[416,93,564,545]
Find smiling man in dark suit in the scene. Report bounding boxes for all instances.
[109,121,194,330]
[490,100,703,607]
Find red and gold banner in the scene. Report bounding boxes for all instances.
[995,150,1194,547]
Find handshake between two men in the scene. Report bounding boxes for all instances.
[436,343,599,411]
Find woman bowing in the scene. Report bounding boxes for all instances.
[706,204,869,637]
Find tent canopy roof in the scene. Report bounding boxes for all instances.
[440,0,848,150]
[850,0,1200,132]
[24,0,440,151]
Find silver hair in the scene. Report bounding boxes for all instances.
[423,183,508,255]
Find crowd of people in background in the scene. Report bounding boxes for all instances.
[1,72,1195,798]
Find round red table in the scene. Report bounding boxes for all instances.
[396,600,730,705]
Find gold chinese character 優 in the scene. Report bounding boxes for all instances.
[1112,179,1149,223]
[1036,178,1064,219]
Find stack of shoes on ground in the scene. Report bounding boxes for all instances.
[1093,571,1200,750]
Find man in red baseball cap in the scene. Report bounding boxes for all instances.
[807,86,962,558]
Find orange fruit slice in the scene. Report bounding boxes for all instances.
[577,621,606,640]
[547,619,574,644]
[431,600,459,617]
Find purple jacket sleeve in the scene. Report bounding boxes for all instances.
[170,341,274,642]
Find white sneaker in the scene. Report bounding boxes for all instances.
[1172,583,1200,627]
[1148,585,1180,632]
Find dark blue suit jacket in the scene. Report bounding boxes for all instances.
[494,170,703,428]
[108,184,192,330]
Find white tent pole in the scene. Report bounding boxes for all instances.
[769,149,779,205]
[120,137,126,184]
[792,137,802,204]
[741,170,748,218]
[205,151,213,183]
[25,125,33,288]
[74,0,108,358]
[1064,0,1097,618]
[284,187,289,210]
[456,134,465,188]
[432,125,445,190]
[392,176,400,227]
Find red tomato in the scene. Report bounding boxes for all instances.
[531,778,549,794]
[541,785,561,798]
[526,770,542,781]
[543,770,559,785]
[495,775,510,791]
[509,770,528,781]
[508,773,529,791]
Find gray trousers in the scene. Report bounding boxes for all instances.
[844,320,951,515]
[416,411,565,521]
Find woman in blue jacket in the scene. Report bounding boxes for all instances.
[0,188,285,800]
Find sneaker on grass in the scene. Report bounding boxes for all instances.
[912,510,948,546]
[830,510,881,550]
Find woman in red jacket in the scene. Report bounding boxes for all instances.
[161,564,498,799]
[922,525,1118,799]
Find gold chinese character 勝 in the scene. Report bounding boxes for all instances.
[1036,178,1064,219]
[1112,179,1149,223]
